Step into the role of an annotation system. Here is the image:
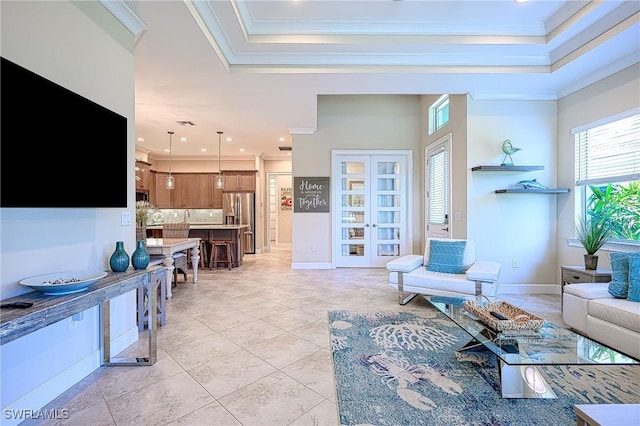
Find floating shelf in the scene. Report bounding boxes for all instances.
[495,188,570,194]
[472,165,544,171]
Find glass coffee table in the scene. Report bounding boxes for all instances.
[426,296,639,399]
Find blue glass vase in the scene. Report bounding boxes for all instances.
[132,240,150,270]
[109,241,130,272]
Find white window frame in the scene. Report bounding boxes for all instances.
[571,108,640,251]
[428,94,450,135]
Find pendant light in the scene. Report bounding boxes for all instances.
[215,131,224,189]
[166,131,174,190]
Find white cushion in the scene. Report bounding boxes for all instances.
[589,298,640,334]
[424,238,475,270]
[563,283,612,300]
[466,260,501,283]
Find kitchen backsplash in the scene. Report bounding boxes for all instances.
[147,209,223,225]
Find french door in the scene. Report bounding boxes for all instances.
[333,151,410,267]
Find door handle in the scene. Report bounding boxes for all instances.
[442,227,449,231]
[372,224,377,227]
[365,224,370,227]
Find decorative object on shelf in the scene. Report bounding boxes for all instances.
[500,139,522,166]
[19,270,108,295]
[109,241,130,272]
[575,217,611,270]
[215,130,224,189]
[131,240,150,270]
[517,179,548,190]
[166,131,175,189]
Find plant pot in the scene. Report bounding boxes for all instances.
[584,254,599,270]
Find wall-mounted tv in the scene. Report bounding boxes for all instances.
[1,57,128,208]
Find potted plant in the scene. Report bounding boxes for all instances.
[575,217,611,270]
[135,201,152,242]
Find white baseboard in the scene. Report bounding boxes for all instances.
[291,262,333,270]
[497,283,561,295]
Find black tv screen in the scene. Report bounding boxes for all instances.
[1,57,128,208]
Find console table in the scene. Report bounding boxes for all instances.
[0,267,165,366]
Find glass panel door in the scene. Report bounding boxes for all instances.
[333,153,408,267]
[371,156,405,266]
[336,158,370,266]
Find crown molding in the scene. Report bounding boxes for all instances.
[99,0,148,37]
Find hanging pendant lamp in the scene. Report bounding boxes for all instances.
[166,131,174,189]
[215,131,224,189]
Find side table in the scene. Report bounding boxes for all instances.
[561,265,612,308]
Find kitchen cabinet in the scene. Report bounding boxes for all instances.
[135,160,152,191]
[151,172,226,208]
[153,172,172,208]
[222,170,256,192]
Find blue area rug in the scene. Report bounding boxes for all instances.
[329,310,639,426]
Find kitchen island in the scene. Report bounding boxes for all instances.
[147,224,249,268]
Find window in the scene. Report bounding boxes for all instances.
[428,95,449,135]
[573,110,640,242]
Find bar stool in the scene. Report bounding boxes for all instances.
[209,240,234,270]
[197,240,209,268]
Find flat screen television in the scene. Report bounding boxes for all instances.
[1,57,128,208]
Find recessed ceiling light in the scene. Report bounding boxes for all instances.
[137,137,145,142]
[201,148,207,152]
[279,137,285,142]
[240,148,245,152]
[514,0,529,3]
[164,148,170,152]
[180,137,187,142]
[226,137,232,142]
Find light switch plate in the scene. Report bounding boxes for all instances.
[121,212,132,226]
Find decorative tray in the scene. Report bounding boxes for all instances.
[19,270,108,296]
[462,300,545,331]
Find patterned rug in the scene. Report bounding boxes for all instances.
[329,309,639,426]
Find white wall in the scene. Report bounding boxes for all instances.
[557,64,640,271]
[467,98,558,291]
[0,1,136,420]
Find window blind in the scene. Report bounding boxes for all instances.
[428,148,448,224]
[574,112,640,186]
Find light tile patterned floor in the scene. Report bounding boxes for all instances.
[23,245,565,426]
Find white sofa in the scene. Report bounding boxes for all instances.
[563,283,640,360]
[386,238,501,305]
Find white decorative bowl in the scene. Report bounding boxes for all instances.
[19,270,108,295]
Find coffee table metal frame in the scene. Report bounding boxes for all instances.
[426,296,638,399]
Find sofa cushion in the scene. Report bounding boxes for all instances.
[628,255,640,302]
[564,283,612,300]
[588,298,640,334]
[424,238,475,270]
[427,240,466,274]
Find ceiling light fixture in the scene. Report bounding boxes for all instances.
[215,131,224,189]
[166,131,174,190]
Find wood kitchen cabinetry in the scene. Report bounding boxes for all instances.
[151,172,223,209]
[222,170,256,192]
[135,160,152,191]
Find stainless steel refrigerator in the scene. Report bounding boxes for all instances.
[222,192,255,254]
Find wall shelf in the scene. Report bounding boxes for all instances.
[495,188,570,194]
[472,165,544,171]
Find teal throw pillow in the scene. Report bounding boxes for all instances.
[627,254,640,302]
[427,240,466,274]
[608,252,630,298]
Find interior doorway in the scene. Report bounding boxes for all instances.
[267,173,292,251]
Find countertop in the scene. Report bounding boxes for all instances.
[147,223,249,230]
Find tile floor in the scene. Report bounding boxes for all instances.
[24,245,565,426]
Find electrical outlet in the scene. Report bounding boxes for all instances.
[454,212,461,221]
[121,212,132,226]
[512,259,519,268]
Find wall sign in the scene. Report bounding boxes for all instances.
[294,177,330,212]
[281,187,292,210]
